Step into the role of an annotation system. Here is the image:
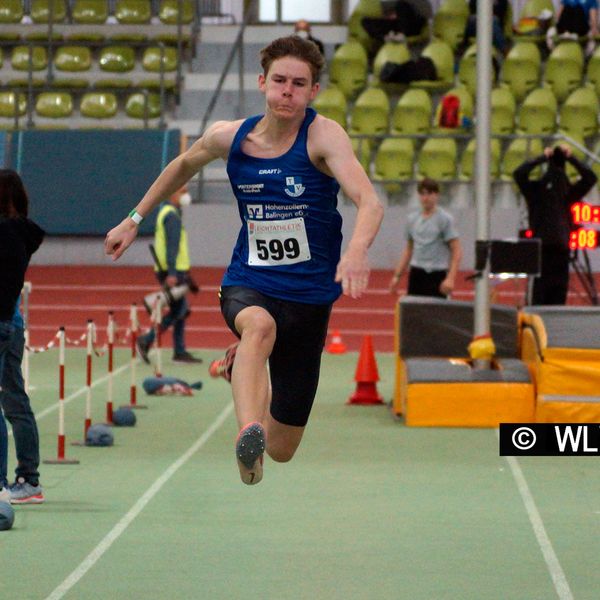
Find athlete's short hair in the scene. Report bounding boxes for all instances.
[260,35,325,84]
[417,177,440,194]
[0,169,29,218]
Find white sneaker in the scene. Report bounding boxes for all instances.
[0,487,10,503]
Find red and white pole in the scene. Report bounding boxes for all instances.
[106,311,114,423]
[44,327,79,464]
[130,303,138,407]
[153,296,163,378]
[84,319,94,437]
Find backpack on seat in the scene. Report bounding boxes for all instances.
[436,93,461,128]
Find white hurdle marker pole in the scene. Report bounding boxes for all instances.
[44,327,79,465]
[106,311,115,424]
[126,303,147,409]
[22,281,32,393]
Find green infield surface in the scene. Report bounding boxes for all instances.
[2,349,599,600]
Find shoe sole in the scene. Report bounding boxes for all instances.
[236,422,265,485]
[10,495,45,505]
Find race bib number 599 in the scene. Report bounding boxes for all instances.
[247,217,311,266]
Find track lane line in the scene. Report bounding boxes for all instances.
[44,402,234,600]
[497,431,574,600]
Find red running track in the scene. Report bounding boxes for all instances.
[25,266,599,353]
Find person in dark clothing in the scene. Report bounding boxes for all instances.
[0,169,45,504]
[361,0,432,42]
[294,20,325,57]
[136,188,202,364]
[513,145,597,305]
[458,0,510,55]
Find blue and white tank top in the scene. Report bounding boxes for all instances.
[222,108,342,305]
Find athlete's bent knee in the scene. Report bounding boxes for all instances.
[266,445,297,463]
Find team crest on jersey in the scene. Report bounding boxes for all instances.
[284,176,305,198]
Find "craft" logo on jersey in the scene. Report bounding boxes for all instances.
[284,176,305,198]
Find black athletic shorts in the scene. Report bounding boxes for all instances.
[219,286,332,427]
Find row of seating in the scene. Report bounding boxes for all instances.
[329,36,600,104]
[0,0,195,25]
[314,82,600,142]
[0,43,179,81]
[349,0,557,52]
[0,89,164,121]
[359,136,598,188]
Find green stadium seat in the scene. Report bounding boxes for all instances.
[0,0,23,22]
[80,92,118,119]
[517,87,557,134]
[159,0,194,24]
[115,0,151,23]
[99,46,136,72]
[373,137,414,192]
[328,41,368,99]
[500,138,544,181]
[410,39,454,90]
[0,48,2,68]
[349,87,389,136]
[500,42,541,102]
[543,41,583,103]
[559,87,599,139]
[514,0,555,42]
[351,137,373,172]
[417,138,457,181]
[459,138,501,181]
[585,45,600,96]
[72,0,108,23]
[372,41,410,92]
[391,88,432,135]
[125,92,162,119]
[30,0,67,22]
[346,0,382,53]
[11,46,48,71]
[312,86,347,128]
[432,0,469,49]
[137,78,177,91]
[35,92,73,118]
[490,86,516,134]
[457,44,496,96]
[0,91,26,118]
[54,46,92,72]
[0,32,20,42]
[142,46,178,72]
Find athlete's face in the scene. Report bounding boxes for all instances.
[259,57,319,119]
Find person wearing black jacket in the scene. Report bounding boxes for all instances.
[513,145,597,305]
[0,169,45,504]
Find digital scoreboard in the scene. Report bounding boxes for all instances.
[570,202,600,250]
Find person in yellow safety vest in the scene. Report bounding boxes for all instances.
[136,189,202,364]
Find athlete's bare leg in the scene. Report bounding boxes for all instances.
[231,306,275,484]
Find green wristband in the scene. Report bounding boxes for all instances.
[128,209,144,225]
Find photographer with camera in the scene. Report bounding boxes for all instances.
[513,144,597,305]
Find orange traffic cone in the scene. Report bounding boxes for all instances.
[347,335,384,405]
[326,329,347,354]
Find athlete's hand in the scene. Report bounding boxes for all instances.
[104,218,139,260]
[335,245,370,299]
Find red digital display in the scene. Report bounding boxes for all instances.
[569,228,598,250]
[571,202,600,225]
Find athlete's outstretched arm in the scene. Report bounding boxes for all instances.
[104,121,236,260]
[313,118,384,298]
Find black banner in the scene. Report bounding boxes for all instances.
[499,423,600,456]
